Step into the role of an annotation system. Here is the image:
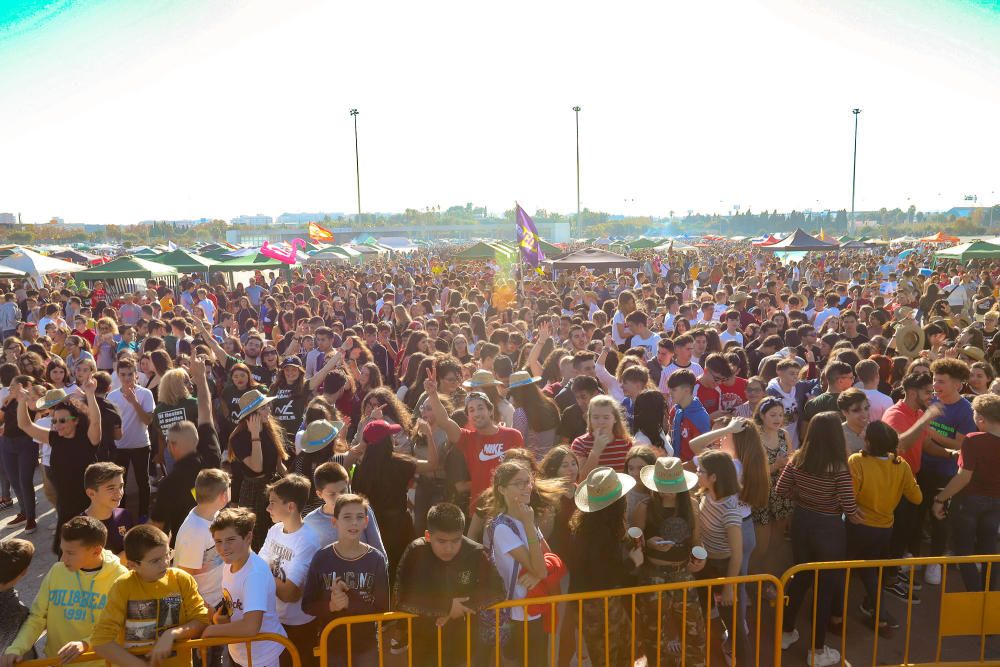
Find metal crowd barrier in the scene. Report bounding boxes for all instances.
[16,633,302,667]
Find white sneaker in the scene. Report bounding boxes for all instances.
[781,629,799,650]
[924,563,942,585]
[806,645,848,667]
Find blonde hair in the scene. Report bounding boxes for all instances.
[586,395,631,441]
[97,317,119,335]
[158,368,191,405]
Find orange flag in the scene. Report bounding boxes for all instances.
[308,221,334,243]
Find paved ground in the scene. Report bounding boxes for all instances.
[3,469,997,665]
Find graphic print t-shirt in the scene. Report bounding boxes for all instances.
[153,397,199,443]
[221,552,287,667]
[268,387,308,438]
[259,523,321,625]
[923,397,976,477]
[456,426,524,511]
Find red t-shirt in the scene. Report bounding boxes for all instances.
[457,426,524,510]
[882,401,926,474]
[719,377,748,412]
[958,431,1000,498]
[695,381,722,414]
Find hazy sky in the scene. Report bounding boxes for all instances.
[1,0,999,225]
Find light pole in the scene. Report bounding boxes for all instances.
[850,108,861,233]
[573,106,581,237]
[350,109,361,220]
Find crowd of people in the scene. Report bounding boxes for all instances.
[0,239,997,667]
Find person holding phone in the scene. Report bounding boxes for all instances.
[632,457,706,666]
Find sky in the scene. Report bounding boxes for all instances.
[1,0,999,225]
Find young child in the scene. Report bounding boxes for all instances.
[90,525,210,667]
[394,503,505,667]
[2,517,129,667]
[173,469,230,611]
[202,508,287,667]
[0,540,34,659]
[302,494,389,667]
[259,474,321,667]
[82,462,134,558]
[303,462,385,555]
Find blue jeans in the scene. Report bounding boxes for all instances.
[0,436,38,520]
[950,494,1000,592]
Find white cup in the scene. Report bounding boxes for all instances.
[690,545,708,564]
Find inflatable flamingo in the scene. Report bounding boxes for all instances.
[260,238,306,264]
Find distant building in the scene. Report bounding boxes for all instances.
[276,212,345,225]
[0,213,15,225]
[230,214,274,226]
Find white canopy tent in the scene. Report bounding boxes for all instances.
[0,248,82,285]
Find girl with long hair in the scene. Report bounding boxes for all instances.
[351,417,439,585]
[631,388,669,452]
[269,358,311,443]
[509,375,560,461]
[632,457,706,666]
[18,351,46,382]
[572,394,633,477]
[567,465,643,667]
[44,357,76,393]
[395,351,426,403]
[229,390,289,550]
[483,461,560,665]
[775,412,858,666]
[623,445,658,525]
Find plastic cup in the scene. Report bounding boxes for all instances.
[627,526,643,540]
[690,545,708,564]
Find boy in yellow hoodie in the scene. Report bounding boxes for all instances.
[91,525,210,667]
[1,516,129,667]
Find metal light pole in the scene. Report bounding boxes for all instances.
[850,108,861,233]
[350,109,361,219]
[573,106,581,237]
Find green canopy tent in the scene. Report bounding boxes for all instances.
[155,249,217,273]
[453,242,516,260]
[215,253,302,272]
[625,236,663,250]
[933,240,1000,263]
[537,239,563,256]
[200,246,237,261]
[75,256,179,294]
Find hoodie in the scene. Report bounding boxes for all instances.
[4,551,128,664]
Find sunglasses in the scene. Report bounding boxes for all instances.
[53,417,77,425]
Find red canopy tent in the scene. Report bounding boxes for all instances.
[919,231,960,244]
[752,234,780,247]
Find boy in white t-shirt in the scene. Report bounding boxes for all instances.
[718,310,745,348]
[260,475,322,667]
[626,311,661,359]
[203,509,287,667]
[173,469,230,608]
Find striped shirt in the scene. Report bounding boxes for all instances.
[571,434,632,471]
[699,493,743,558]
[774,463,857,517]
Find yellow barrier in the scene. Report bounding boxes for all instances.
[779,554,1000,667]
[317,573,783,667]
[16,633,302,667]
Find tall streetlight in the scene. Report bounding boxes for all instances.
[850,108,861,232]
[572,106,581,236]
[350,109,361,219]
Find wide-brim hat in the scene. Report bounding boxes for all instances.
[36,388,69,410]
[640,457,699,494]
[960,345,985,363]
[300,419,345,453]
[236,389,277,422]
[575,466,636,513]
[894,306,915,322]
[731,292,749,303]
[507,370,542,390]
[891,320,925,359]
[463,369,503,389]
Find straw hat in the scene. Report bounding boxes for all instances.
[640,457,699,494]
[300,419,344,453]
[893,306,915,322]
[236,389,277,422]
[575,466,635,513]
[730,292,749,304]
[36,388,69,411]
[507,370,542,390]
[960,345,985,363]
[462,369,504,389]
[891,320,925,359]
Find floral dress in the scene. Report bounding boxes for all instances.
[751,429,795,524]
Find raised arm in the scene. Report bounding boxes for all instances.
[84,378,102,446]
[688,417,746,455]
[424,369,462,444]
[191,315,227,363]
[525,320,551,378]
[190,355,213,426]
[309,351,343,392]
[15,386,50,444]
[412,418,441,474]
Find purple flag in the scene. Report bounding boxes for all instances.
[515,204,546,273]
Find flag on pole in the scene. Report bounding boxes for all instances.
[166,241,178,251]
[515,204,546,274]
[308,221,335,243]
